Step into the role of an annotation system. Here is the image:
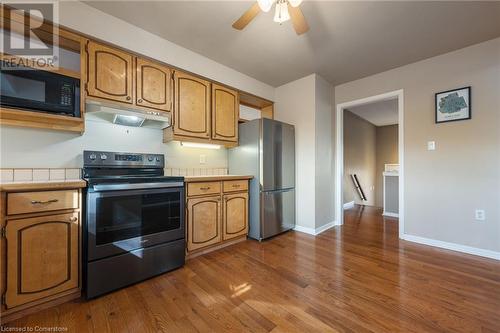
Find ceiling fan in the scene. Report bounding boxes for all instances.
[232,0,309,35]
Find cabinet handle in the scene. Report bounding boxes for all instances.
[200,187,210,190]
[69,216,78,222]
[232,184,241,188]
[31,199,58,205]
[126,96,131,100]
[138,99,143,103]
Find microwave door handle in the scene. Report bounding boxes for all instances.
[92,182,184,191]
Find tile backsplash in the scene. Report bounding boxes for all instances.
[0,168,82,183]
[165,168,228,176]
[0,168,228,183]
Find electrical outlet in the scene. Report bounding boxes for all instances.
[199,154,206,164]
[475,209,485,221]
[370,186,375,191]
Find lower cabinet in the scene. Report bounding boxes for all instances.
[187,195,221,252]
[5,212,79,308]
[223,192,248,241]
[1,188,82,322]
[185,179,249,255]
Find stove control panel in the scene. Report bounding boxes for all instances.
[84,150,164,168]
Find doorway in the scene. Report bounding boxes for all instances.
[335,90,404,238]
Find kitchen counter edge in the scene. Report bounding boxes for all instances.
[184,175,253,182]
[0,180,87,192]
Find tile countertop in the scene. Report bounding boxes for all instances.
[184,175,253,182]
[0,180,87,192]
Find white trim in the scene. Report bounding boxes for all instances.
[382,211,399,218]
[294,221,336,236]
[402,234,500,260]
[335,89,405,239]
[293,225,316,235]
[343,201,355,209]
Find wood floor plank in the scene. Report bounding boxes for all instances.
[3,205,499,332]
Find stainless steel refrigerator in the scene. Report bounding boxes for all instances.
[228,118,295,240]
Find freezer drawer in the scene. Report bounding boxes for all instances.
[260,189,295,239]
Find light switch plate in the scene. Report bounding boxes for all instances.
[199,154,206,164]
[475,209,485,221]
[427,141,436,151]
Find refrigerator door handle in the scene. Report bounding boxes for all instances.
[261,187,295,194]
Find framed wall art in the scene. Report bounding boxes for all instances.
[435,86,471,123]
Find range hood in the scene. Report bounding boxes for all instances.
[85,100,171,129]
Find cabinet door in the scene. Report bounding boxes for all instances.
[187,196,221,252]
[174,71,211,139]
[5,213,79,309]
[86,40,134,104]
[223,192,248,241]
[136,57,172,112]
[212,84,239,142]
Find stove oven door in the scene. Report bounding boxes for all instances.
[86,186,185,261]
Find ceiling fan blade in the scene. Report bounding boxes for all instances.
[232,2,261,30]
[288,4,309,35]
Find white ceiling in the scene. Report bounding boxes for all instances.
[84,1,500,87]
[347,99,398,126]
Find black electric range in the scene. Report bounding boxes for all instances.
[83,150,185,299]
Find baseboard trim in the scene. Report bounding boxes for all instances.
[402,234,500,260]
[382,211,399,218]
[294,221,336,236]
[343,201,355,209]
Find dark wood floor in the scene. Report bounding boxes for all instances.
[4,205,500,332]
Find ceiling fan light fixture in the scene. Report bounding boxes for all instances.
[257,0,274,12]
[288,0,303,7]
[273,1,290,23]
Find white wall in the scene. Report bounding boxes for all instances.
[59,1,274,101]
[314,75,334,227]
[239,105,261,121]
[335,38,500,254]
[275,75,317,230]
[275,74,334,232]
[0,119,227,169]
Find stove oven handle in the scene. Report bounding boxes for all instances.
[92,182,184,191]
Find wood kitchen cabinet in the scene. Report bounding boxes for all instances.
[173,71,211,139]
[136,57,173,112]
[185,177,251,257]
[223,192,248,241]
[186,196,221,252]
[212,84,239,143]
[1,186,83,323]
[85,40,174,114]
[165,73,240,147]
[4,213,79,309]
[86,40,134,104]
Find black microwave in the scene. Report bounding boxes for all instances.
[0,62,80,117]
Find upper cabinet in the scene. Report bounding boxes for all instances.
[136,58,173,112]
[86,40,134,104]
[165,72,241,147]
[212,84,238,143]
[174,71,211,139]
[85,40,173,113]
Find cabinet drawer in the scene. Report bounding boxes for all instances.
[187,182,221,197]
[223,180,248,193]
[7,190,79,215]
